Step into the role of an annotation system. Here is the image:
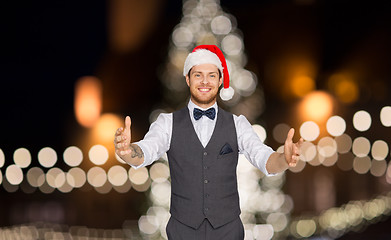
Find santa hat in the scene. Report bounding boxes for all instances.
[183,45,234,101]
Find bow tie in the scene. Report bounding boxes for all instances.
[193,108,216,120]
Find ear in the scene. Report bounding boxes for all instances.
[219,76,223,88]
[186,75,190,87]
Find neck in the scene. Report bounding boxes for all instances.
[190,96,216,109]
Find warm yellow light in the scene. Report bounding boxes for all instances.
[300,91,334,122]
[291,76,315,97]
[92,113,123,143]
[74,76,102,128]
[328,73,359,104]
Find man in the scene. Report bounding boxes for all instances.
[114,45,303,239]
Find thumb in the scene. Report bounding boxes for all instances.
[286,128,295,142]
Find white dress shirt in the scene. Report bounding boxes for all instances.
[129,100,275,176]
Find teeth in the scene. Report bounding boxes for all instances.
[199,88,210,92]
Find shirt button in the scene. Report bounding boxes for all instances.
[204,180,208,184]
[203,152,208,156]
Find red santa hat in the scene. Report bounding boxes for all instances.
[183,45,234,101]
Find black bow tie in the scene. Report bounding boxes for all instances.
[193,108,216,120]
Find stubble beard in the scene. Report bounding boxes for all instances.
[191,90,218,106]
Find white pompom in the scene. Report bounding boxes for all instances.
[220,86,234,101]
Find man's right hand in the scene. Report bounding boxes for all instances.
[114,116,132,156]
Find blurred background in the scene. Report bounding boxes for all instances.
[1,0,391,239]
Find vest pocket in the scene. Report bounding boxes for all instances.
[217,151,235,159]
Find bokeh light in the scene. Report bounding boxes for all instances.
[87,167,107,188]
[39,181,54,194]
[129,167,149,185]
[353,156,371,174]
[371,140,389,161]
[38,147,57,168]
[300,141,317,162]
[252,124,267,142]
[352,137,371,157]
[370,159,387,177]
[13,148,32,168]
[321,153,338,167]
[149,162,170,183]
[299,91,334,122]
[107,165,128,186]
[172,26,193,48]
[46,168,66,189]
[95,181,112,194]
[291,76,315,98]
[328,73,359,104]
[299,121,320,142]
[63,146,83,167]
[337,152,354,171]
[266,213,288,232]
[150,180,171,207]
[27,167,45,187]
[221,34,243,55]
[67,167,86,188]
[138,215,159,236]
[326,116,346,137]
[92,113,123,143]
[74,76,102,128]
[5,164,23,185]
[0,148,4,168]
[335,134,352,154]
[386,164,391,184]
[317,137,337,158]
[380,106,391,127]
[252,224,274,240]
[296,219,316,238]
[88,145,109,165]
[353,110,372,132]
[232,70,257,96]
[210,15,232,35]
[113,179,132,193]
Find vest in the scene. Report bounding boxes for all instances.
[167,107,240,229]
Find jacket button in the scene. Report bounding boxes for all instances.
[204,180,208,184]
[205,207,209,211]
[205,194,210,198]
[203,152,207,156]
[204,166,208,170]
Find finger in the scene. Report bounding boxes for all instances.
[115,128,122,137]
[286,128,295,143]
[125,116,131,133]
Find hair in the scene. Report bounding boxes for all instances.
[188,67,222,79]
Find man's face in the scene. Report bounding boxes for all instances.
[186,63,222,108]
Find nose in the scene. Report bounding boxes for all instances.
[201,75,208,84]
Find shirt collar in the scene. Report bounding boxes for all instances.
[187,99,218,118]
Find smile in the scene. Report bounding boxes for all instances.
[198,88,211,92]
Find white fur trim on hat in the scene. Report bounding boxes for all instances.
[183,49,223,76]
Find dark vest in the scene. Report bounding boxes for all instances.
[167,107,240,229]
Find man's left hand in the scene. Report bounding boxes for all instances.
[284,128,304,167]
